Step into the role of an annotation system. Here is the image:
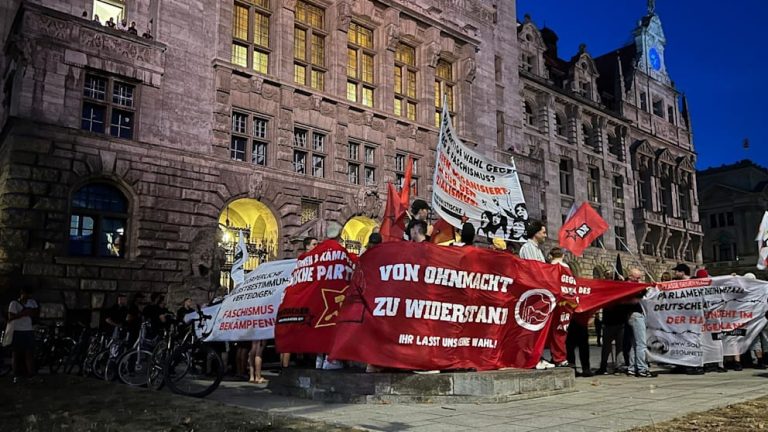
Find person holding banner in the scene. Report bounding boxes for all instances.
[405,199,433,241]
[625,268,656,378]
[248,340,267,384]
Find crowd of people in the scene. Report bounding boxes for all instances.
[4,199,766,385]
[84,11,153,40]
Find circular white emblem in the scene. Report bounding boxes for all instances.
[514,289,557,332]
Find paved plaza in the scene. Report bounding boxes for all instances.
[209,347,768,431]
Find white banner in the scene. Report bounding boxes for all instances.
[643,276,768,367]
[432,104,528,242]
[205,259,297,341]
[757,210,768,270]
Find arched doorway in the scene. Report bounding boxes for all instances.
[341,216,378,254]
[219,199,279,290]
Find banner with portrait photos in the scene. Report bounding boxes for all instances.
[431,104,528,242]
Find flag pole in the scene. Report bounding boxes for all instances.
[616,236,657,283]
[596,238,623,280]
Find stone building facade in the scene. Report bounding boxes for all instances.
[698,160,768,278]
[517,6,703,278]
[0,0,700,324]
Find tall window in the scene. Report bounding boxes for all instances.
[660,176,673,216]
[614,226,628,251]
[293,127,325,177]
[638,168,651,209]
[652,97,664,117]
[81,74,136,140]
[231,0,270,74]
[395,153,419,196]
[230,111,269,166]
[639,91,648,111]
[69,183,128,258]
[347,142,376,186]
[581,123,592,147]
[520,52,534,73]
[678,186,690,220]
[667,106,675,124]
[554,113,566,137]
[434,59,456,127]
[559,158,574,196]
[394,43,417,121]
[523,101,535,127]
[294,1,326,90]
[496,111,505,149]
[347,22,375,107]
[612,175,624,207]
[587,167,601,203]
[607,133,623,159]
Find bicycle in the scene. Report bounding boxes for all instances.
[92,329,130,381]
[117,320,158,386]
[35,322,77,374]
[159,307,224,398]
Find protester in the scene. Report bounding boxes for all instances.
[7,288,39,382]
[106,17,116,28]
[594,309,603,346]
[409,220,428,243]
[660,271,672,282]
[142,293,170,336]
[405,199,432,240]
[93,14,101,25]
[625,268,656,378]
[118,18,128,31]
[672,263,691,280]
[316,223,344,370]
[105,293,139,339]
[248,340,268,383]
[548,247,569,268]
[519,220,546,262]
[596,301,627,374]
[128,21,138,35]
[453,222,476,247]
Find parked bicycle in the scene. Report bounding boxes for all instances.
[34,322,77,374]
[117,320,158,386]
[91,329,130,381]
[151,306,224,397]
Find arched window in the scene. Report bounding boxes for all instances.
[581,123,592,147]
[69,183,129,257]
[524,101,535,127]
[554,112,566,136]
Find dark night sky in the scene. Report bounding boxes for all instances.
[516,0,768,170]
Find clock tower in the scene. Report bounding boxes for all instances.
[633,0,670,85]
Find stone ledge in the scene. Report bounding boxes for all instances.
[268,367,575,404]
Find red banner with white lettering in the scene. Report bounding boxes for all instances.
[275,240,354,354]
[329,242,571,370]
[571,278,651,313]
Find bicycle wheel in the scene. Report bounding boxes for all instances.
[118,349,153,386]
[164,344,224,398]
[50,338,76,374]
[147,344,168,391]
[91,349,109,380]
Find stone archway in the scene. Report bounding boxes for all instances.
[218,198,279,290]
[341,216,379,254]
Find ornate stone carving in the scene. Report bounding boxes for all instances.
[426,41,441,67]
[337,1,352,31]
[311,95,322,111]
[320,101,336,116]
[463,57,477,83]
[248,173,264,199]
[385,23,401,51]
[37,14,71,40]
[371,118,386,132]
[250,75,264,94]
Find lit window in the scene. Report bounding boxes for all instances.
[293,128,326,178]
[294,1,325,90]
[394,43,418,121]
[231,1,271,74]
[69,182,129,258]
[82,74,136,140]
[435,59,456,127]
[347,22,375,107]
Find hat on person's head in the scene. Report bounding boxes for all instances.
[411,199,430,213]
[695,269,709,278]
[672,263,691,276]
[744,272,757,280]
[492,237,507,250]
[325,221,342,239]
[368,232,382,245]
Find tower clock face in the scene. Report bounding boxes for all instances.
[648,47,661,71]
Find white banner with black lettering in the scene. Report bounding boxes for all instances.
[431,104,528,242]
[643,276,768,367]
[205,259,297,341]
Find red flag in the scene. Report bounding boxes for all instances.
[430,218,456,244]
[275,239,354,354]
[379,183,408,242]
[558,202,608,257]
[400,155,413,207]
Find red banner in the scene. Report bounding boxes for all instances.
[275,240,354,354]
[330,242,571,370]
[570,277,651,313]
[558,203,609,256]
